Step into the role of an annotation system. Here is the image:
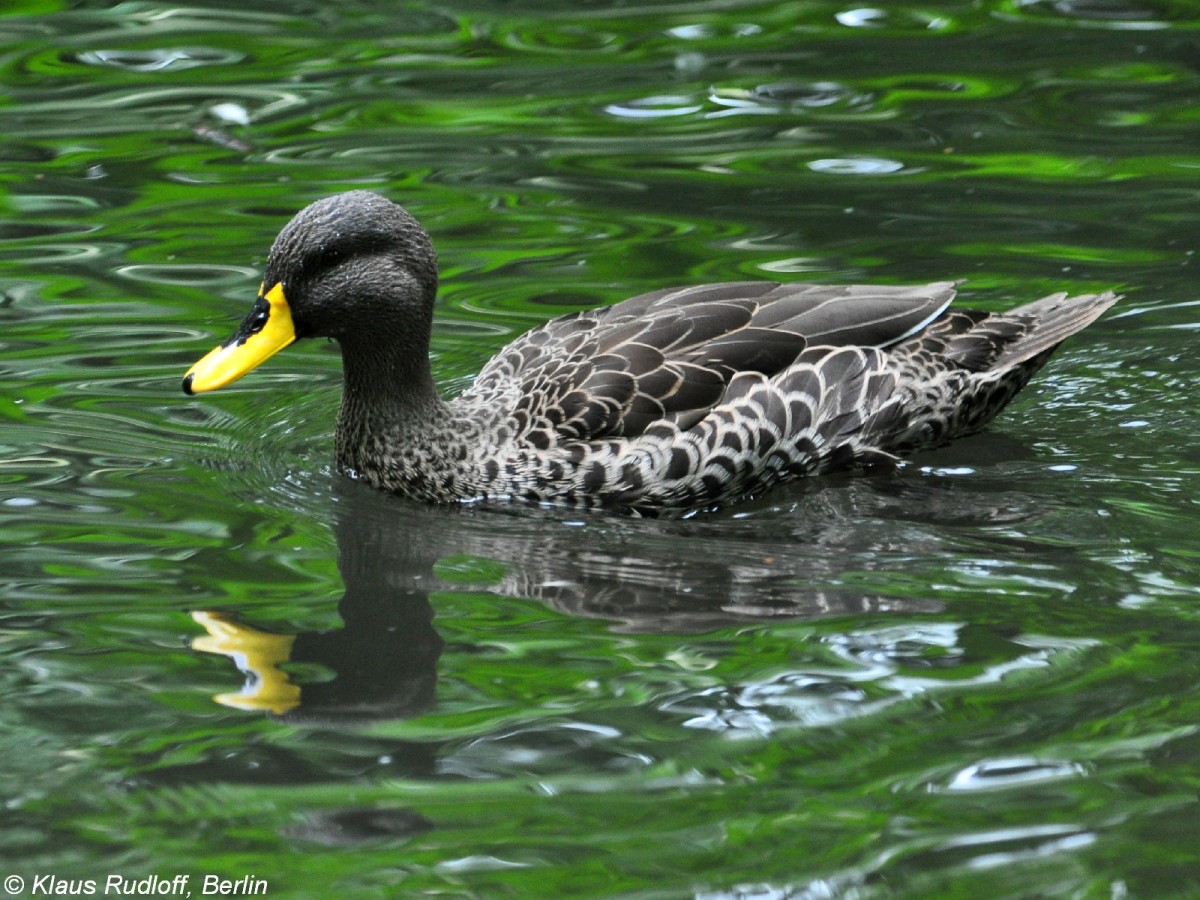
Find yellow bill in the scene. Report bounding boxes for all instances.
[183,282,296,394]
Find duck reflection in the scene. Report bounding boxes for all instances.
[192,442,1047,721]
[192,480,446,720]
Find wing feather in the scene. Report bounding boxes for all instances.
[460,279,960,443]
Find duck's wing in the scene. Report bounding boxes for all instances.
[892,290,1119,372]
[460,281,957,442]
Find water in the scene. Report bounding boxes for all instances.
[2,0,1199,896]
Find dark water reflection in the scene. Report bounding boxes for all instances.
[189,444,1091,724]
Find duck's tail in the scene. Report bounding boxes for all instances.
[870,289,1119,457]
[995,290,1121,368]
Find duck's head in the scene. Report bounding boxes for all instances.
[182,191,438,395]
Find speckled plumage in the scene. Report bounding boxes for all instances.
[211,191,1119,514]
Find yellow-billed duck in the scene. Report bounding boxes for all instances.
[183,191,1118,514]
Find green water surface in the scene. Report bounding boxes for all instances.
[2,1,1199,897]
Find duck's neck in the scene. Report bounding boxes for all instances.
[334,330,449,475]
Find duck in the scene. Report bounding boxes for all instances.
[183,190,1118,514]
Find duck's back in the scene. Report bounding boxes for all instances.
[437,282,1116,512]
[457,280,957,441]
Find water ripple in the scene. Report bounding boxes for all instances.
[115,264,259,287]
[943,756,1088,791]
[70,47,246,72]
[808,156,912,176]
[0,85,313,138]
[998,0,1183,29]
[604,95,705,119]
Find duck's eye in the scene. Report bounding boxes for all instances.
[245,298,271,334]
